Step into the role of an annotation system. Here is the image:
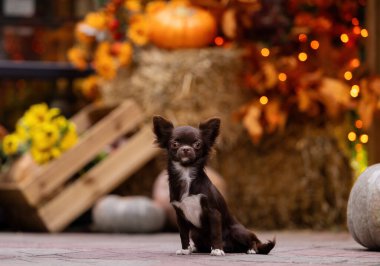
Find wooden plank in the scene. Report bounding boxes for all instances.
[70,104,98,135]
[70,104,116,135]
[21,100,144,206]
[37,125,160,232]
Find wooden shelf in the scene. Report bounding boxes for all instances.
[0,60,93,79]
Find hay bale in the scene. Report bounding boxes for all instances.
[102,47,352,229]
[101,47,247,148]
[212,120,352,229]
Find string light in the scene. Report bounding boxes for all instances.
[259,96,269,105]
[298,33,307,42]
[278,73,287,81]
[361,29,369,38]
[353,26,361,35]
[355,119,363,129]
[360,134,369,144]
[261,48,270,57]
[310,40,319,50]
[350,58,360,68]
[214,37,224,46]
[348,131,357,142]
[352,18,359,26]
[350,84,360,97]
[340,33,349,43]
[344,71,353,80]
[298,52,307,62]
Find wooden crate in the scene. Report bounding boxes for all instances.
[0,100,160,232]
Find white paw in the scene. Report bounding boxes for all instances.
[210,249,225,256]
[247,249,256,254]
[176,249,191,255]
[189,245,197,253]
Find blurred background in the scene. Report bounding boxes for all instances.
[0,0,379,234]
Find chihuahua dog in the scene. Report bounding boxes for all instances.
[153,116,275,256]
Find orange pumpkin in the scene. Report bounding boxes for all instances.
[148,3,217,49]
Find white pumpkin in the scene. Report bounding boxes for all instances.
[92,195,166,233]
[347,164,380,250]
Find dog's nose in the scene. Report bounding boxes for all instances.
[182,147,190,154]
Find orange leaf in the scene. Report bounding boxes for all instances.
[318,78,350,118]
[243,104,263,144]
[264,100,287,133]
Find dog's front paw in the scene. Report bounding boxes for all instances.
[210,249,225,256]
[176,249,191,255]
[247,249,256,254]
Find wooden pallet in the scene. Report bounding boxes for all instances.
[0,100,160,232]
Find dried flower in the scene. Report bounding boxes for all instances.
[127,19,149,46]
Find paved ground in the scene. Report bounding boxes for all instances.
[0,231,378,266]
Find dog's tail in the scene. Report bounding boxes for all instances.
[256,237,276,255]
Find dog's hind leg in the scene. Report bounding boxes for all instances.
[248,231,276,255]
[253,236,276,255]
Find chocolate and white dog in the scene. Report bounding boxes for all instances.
[153,116,275,256]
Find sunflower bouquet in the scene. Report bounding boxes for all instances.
[0,103,78,167]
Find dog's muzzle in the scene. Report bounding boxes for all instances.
[177,146,195,163]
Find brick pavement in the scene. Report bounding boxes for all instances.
[0,231,379,266]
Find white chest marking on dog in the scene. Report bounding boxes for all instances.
[173,162,194,199]
[172,194,203,228]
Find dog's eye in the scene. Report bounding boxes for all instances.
[193,141,202,149]
[171,141,179,149]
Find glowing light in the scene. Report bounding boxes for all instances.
[340,33,349,43]
[259,96,269,105]
[214,36,224,46]
[361,29,369,38]
[298,52,308,62]
[360,134,369,144]
[352,18,359,26]
[310,40,319,50]
[355,119,363,129]
[261,48,270,57]
[298,33,307,42]
[344,71,353,80]
[350,58,360,68]
[348,131,357,142]
[278,73,287,82]
[353,26,361,35]
[350,84,360,97]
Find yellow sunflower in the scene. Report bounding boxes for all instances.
[60,123,78,151]
[31,123,60,150]
[31,147,51,165]
[2,134,21,156]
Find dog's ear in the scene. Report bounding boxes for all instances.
[199,118,220,147]
[153,115,174,148]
